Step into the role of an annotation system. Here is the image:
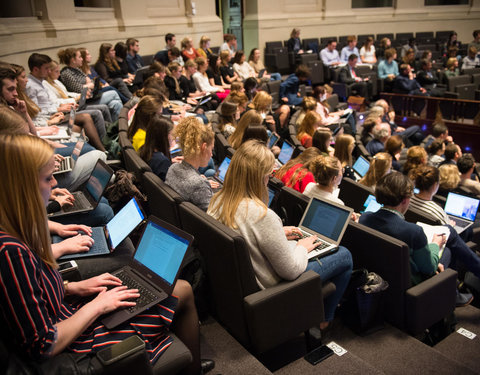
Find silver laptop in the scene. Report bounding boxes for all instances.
[56,197,145,260]
[444,192,480,234]
[298,196,353,259]
[274,141,295,169]
[53,140,83,175]
[352,155,370,180]
[48,159,113,217]
[101,216,192,329]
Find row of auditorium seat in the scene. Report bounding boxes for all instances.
[117,101,458,345]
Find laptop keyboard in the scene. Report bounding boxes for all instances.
[299,230,330,250]
[63,192,90,212]
[59,157,72,171]
[114,270,158,313]
[455,220,470,228]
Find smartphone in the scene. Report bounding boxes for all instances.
[58,260,78,274]
[304,345,334,365]
[97,335,145,365]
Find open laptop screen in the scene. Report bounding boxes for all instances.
[217,157,231,183]
[268,134,279,149]
[301,198,351,242]
[278,142,294,165]
[444,192,480,222]
[134,221,189,285]
[361,194,383,213]
[107,198,144,248]
[352,156,370,177]
[86,161,112,203]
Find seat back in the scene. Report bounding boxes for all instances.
[338,177,374,212]
[455,83,476,100]
[118,132,133,150]
[435,31,454,43]
[299,53,317,65]
[341,221,411,329]
[307,60,324,86]
[471,73,480,89]
[325,93,340,110]
[122,148,152,183]
[404,206,441,225]
[447,74,471,92]
[142,172,183,227]
[178,201,259,348]
[214,132,230,164]
[376,33,394,42]
[265,41,283,53]
[266,80,281,107]
[274,186,309,226]
[462,68,480,76]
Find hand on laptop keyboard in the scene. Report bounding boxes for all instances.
[55,234,94,255]
[297,235,319,252]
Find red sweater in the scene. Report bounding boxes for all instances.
[279,163,315,193]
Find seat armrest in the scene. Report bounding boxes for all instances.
[243,270,324,353]
[336,102,349,111]
[405,269,457,335]
[443,91,459,99]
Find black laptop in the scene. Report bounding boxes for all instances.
[48,159,113,218]
[56,197,145,260]
[101,216,192,329]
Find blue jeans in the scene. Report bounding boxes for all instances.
[55,142,95,156]
[270,73,282,81]
[306,246,353,321]
[96,89,123,121]
[52,197,114,227]
[444,224,480,279]
[198,158,215,177]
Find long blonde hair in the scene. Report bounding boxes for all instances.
[208,140,275,228]
[297,111,321,140]
[334,134,355,167]
[359,152,392,188]
[174,117,214,158]
[11,64,40,119]
[248,91,272,112]
[46,61,68,99]
[0,134,56,267]
[229,110,262,149]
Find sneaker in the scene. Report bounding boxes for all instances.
[456,291,474,307]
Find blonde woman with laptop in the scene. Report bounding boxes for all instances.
[208,140,352,328]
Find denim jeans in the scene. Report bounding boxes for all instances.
[305,246,353,321]
[55,142,96,157]
[270,72,282,81]
[97,89,122,121]
[444,224,480,279]
[52,197,114,227]
[198,158,216,177]
[54,149,106,191]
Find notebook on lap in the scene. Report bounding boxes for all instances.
[56,197,145,260]
[298,196,353,259]
[101,216,192,329]
[444,192,480,234]
[48,159,113,218]
[352,155,370,180]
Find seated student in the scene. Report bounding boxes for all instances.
[359,37,377,64]
[334,134,356,180]
[217,101,237,139]
[320,40,341,67]
[0,134,208,375]
[197,35,213,59]
[421,122,453,149]
[114,42,135,84]
[274,147,321,193]
[457,154,480,196]
[193,57,227,101]
[165,117,217,211]
[232,50,256,82]
[279,64,311,107]
[438,164,461,196]
[385,135,404,172]
[229,110,263,150]
[359,172,446,286]
[94,43,133,100]
[220,33,237,58]
[360,114,382,146]
[181,37,200,63]
[338,54,371,100]
[127,94,165,151]
[376,37,392,61]
[206,55,230,92]
[377,48,399,91]
[287,28,304,56]
[444,57,460,79]
[248,48,281,82]
[295,96,317,128]
[366,122,391,156]
[303,155,345,205]
[312,128,334,156]
[461,46,480,71]
[139,115,183,181]
[219,50,241,85]
[125,37,144,74]
[361,171,480,302]
[247,90,290,134]
[359,152,392,190]
[439,143,462,167]
[297,111,321,148]
[394,64,428,97]
[402,48,416,72]
[312,86,350,129]
[340,35,360,63]
[403,146,428,176]
[416,59,445,98]
[427,139,445,168]
[208,140,353,328]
